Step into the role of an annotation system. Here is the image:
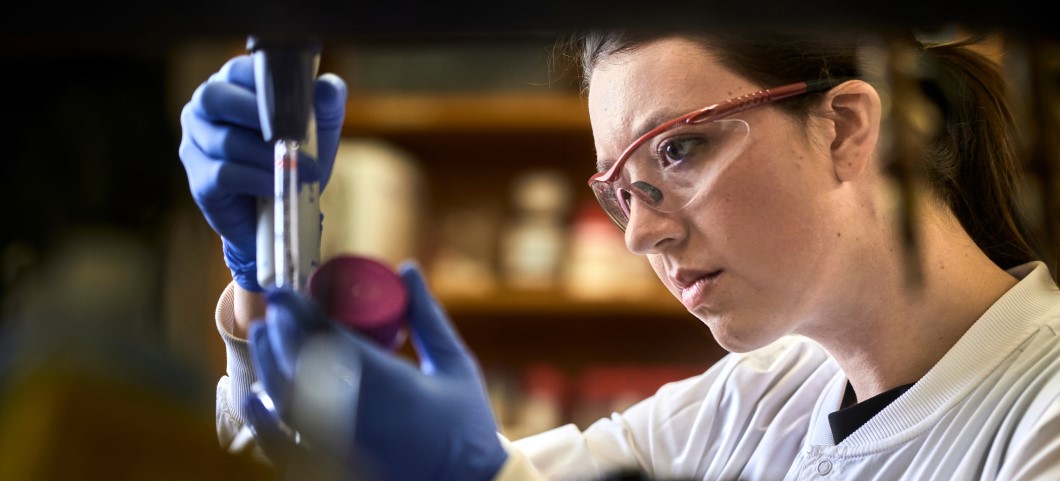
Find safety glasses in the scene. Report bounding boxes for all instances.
[588,79,848,231]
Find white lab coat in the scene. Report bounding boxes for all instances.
[216,262,1060,481]
[502,261,1060,481]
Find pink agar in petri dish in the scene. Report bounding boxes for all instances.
[306,255,408,350]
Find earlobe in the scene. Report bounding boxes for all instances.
[827,80,882,182]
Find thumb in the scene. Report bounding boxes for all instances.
[248,321,292,415]
[398,261,476,377]
[243,391,298,466]
[314,73,347,133]
[313,73,347,190]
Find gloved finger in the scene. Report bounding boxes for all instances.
[314,74,347,133]
[222,238,262,293]
[244,391,298,466]
[181,105,273,171]
[267,303,305,381]
[294,151,326,188]
[202,199,259,249]
[267,287,333,331]
[321,322,423,396]
[289,333,362,458]
[249,321,292,415]
[212,55,256,91]
[183,153,274,200]
[313,73,347,190]
[265,288,331,379]
[182,112,326,188]
[190,75,261,131]
[398,261,476,377]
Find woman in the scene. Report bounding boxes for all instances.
[179,28,1060,480]
[510,29,1058,481]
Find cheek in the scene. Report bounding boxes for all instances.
[647,254,672,291]
[699,146,832,271]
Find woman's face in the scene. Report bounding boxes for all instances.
[588,37,858,352]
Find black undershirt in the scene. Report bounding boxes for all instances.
[827,381,916,444]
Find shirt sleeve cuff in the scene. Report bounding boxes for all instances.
[216,280,257,426]
[494,433,549,481]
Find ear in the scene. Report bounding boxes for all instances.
[824,80,881,182]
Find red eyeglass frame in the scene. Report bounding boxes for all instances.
[587,78,850,189]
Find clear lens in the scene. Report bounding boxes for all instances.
[592,118,750,230]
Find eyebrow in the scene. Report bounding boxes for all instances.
[596,109,686,173]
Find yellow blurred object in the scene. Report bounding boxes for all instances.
[0,228,276,480]
[0,359,274,480]
[320,138,424,266]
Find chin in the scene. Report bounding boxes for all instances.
[698,311,778,354]
[711,334,763,353]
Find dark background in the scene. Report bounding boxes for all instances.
[3,0,1057,309]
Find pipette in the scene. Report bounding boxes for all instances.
[248,35,322,292]
[247,35,409,343]
[244,38,410,469]
[245,34,323,460]
[274,138,301,290]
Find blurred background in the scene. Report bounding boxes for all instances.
[0,3,1057,478]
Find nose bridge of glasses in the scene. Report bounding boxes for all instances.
[597,114,757,232]
[622,191,687,253]
[628,119,749,199]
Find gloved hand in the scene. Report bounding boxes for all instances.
[178,55,347,292]
[245,262,509,481]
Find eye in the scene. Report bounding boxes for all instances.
[657,136,705,167]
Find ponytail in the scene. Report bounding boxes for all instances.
[921,38,1038,268]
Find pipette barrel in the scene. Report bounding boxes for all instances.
[275,139,302,290]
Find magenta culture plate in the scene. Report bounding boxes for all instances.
[307,255,409,350]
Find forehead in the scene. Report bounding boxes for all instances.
[587,37,755,167]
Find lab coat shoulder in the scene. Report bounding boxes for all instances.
[996,306,1060,481]
[512,335,840,481]
[1003,386,1060,481]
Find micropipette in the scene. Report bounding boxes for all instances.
[247,36,323,292]
[245,35,323,459]
[275,138,301,290]
[244,37,410,472]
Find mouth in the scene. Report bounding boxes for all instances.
[675,270,723,310]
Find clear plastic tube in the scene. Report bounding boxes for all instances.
[275,139,301,290]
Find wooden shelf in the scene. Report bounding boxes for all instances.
[412,287,727,372]
[444,300,724,372]
[342,92,590,133]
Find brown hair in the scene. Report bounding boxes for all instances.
[560,28,1039,270]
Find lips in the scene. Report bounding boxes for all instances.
[673,269,723,310]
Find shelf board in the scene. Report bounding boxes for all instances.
[342,92,591,133]
[438,287,688,318]
[430,289,723,370]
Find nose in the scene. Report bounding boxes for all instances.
[624,199,683,255]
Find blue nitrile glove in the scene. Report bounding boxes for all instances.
[178,55,347,292]
[246,262,509,481]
